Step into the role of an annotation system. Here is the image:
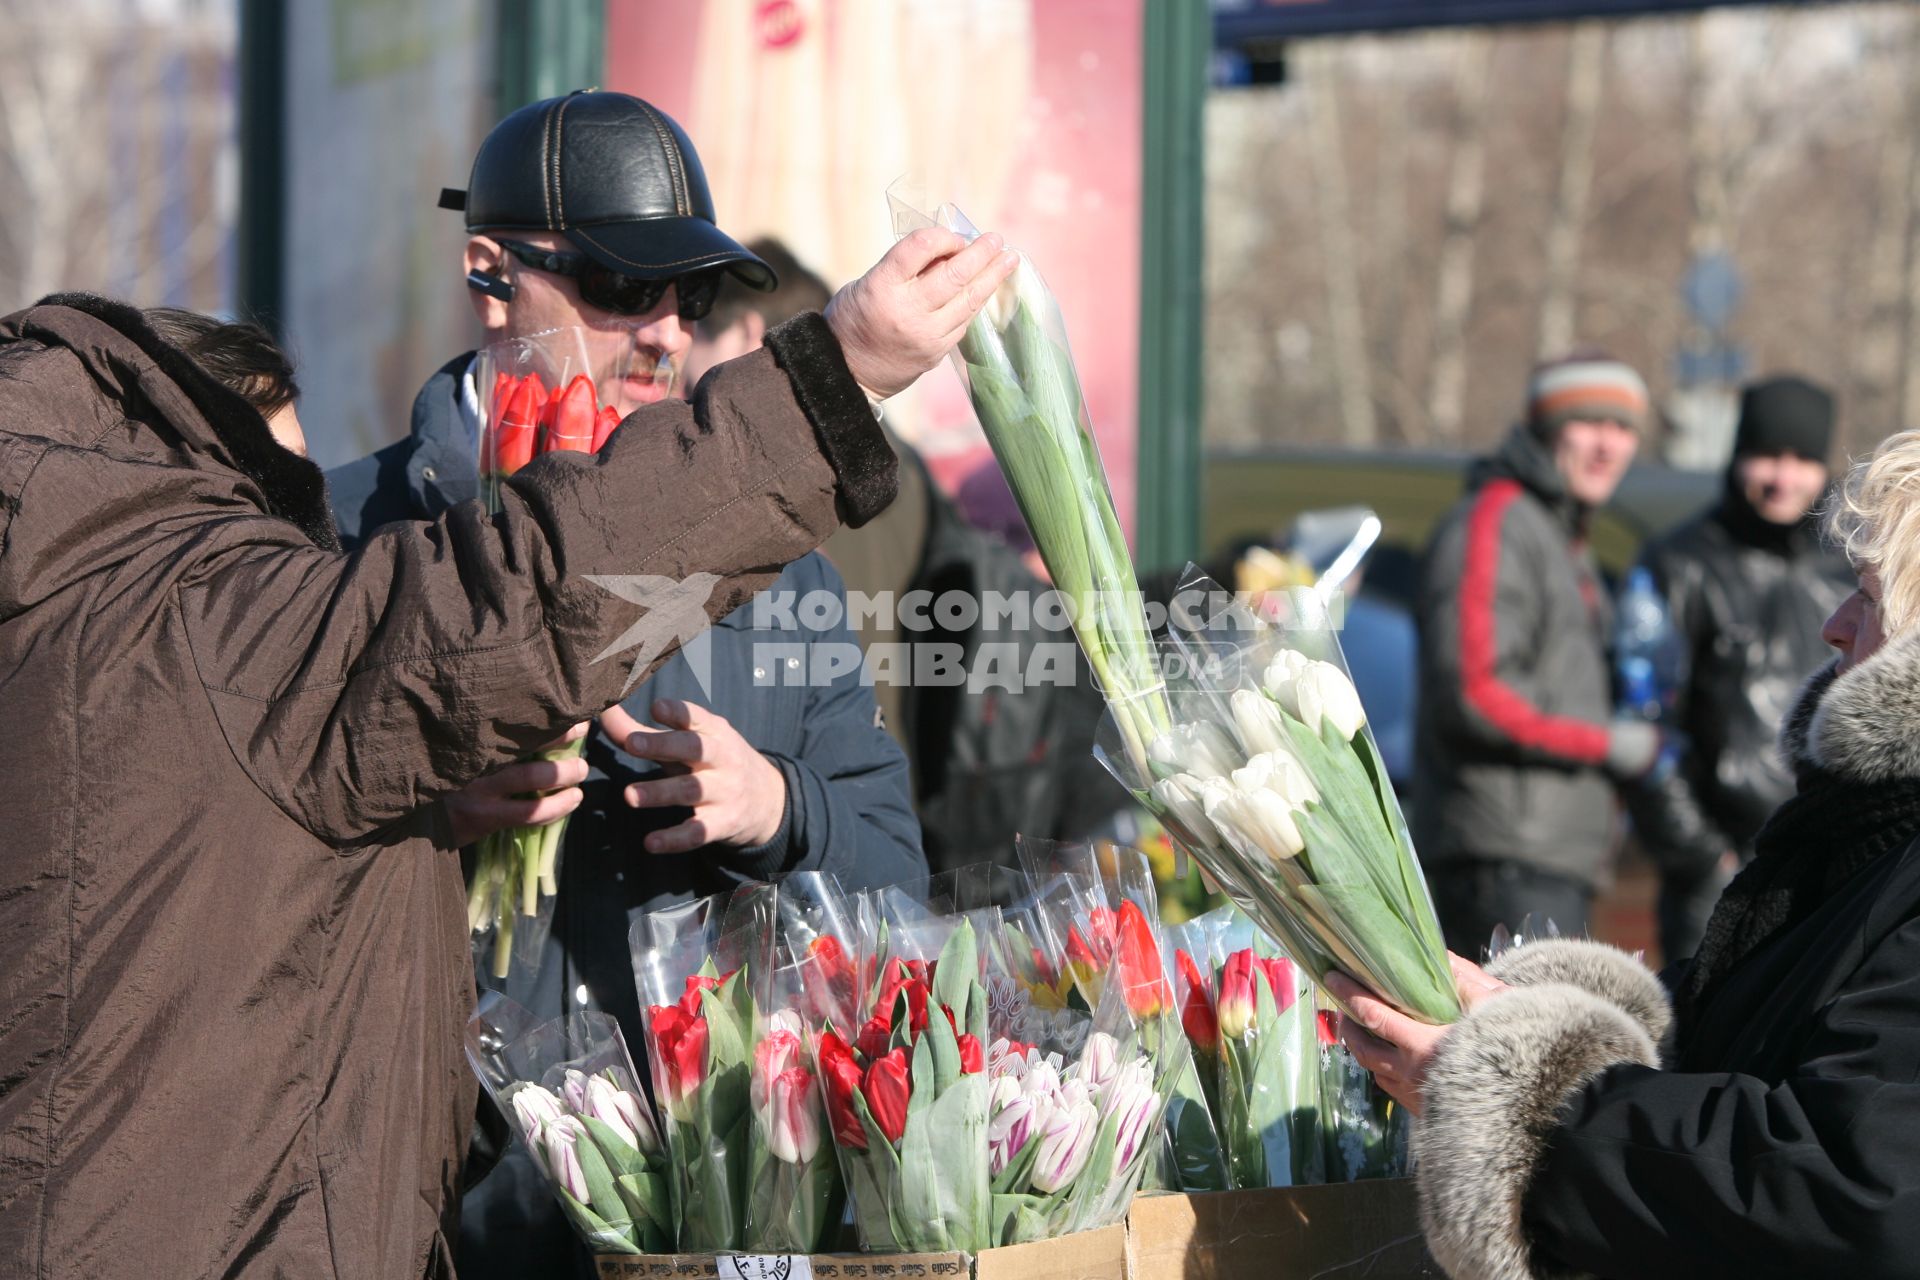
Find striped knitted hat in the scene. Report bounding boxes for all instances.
[1527,351,1649,438]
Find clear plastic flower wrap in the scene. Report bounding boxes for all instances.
[473,323,674,513]
[888,183,1172,784]
[741,873,852,1253]
[463,991,671,1255]
[1206,914,1328,1189]
[465,325,675,986]
[744,950,847,1252]
[1162,907,1237,1192]
[629,887,772,1251]
[1105,570,1462,1026]
[812,885,995,1253]
[1317,998,1411,1184]
[999,841,1193,1233]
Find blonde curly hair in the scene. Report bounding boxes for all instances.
[1828,429,1920,633]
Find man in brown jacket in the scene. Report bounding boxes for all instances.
[0,222,1014,1276]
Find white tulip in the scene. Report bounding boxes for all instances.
[1268,754,1321,808]
[1151,774,1222,851]
[1203,772,1305,863]
[1150,720,1241,780]
[1198,775,1238,826]
[1230,751,1275,796]
[1078,1031,1122,1090]
[1231,751,1318,808]
[510,1084,567,1177]
[1231,688,1289,757]
[1263,649,1313,717]
[1296,661,1367,740]
[1241,784,1307,860]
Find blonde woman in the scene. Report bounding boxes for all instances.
[1333,430,1920,1280]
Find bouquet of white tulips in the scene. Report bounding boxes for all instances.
[1123,577,1461,1025]
[886,182,1454,1027]
[463,993,672,1254]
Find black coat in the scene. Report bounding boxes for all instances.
[1524,833,1920,1278]
[1627,484,1854,878]
[1413,630,1920,1280]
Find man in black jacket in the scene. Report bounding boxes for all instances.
[1628,376,1854,962]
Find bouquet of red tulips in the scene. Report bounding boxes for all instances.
[1161,911,1235,1193]
[462,992,671,1255]
[815,900,994,1253]
[1213,940,1328,1188]
[1163,907,1408,1190]
[632,891,767,1252]
[467,326,673,984]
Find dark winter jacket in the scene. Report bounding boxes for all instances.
[0,298,895,1279]
[1413,426,1642,884]
[1625,480,1854,879]
[1415,632,1920,1280]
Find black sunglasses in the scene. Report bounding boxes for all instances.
[495,239,725,320]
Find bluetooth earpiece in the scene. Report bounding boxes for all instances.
[466,270,515,303]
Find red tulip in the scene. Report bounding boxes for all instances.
[1088,906,1117,954]
[591,403,621,452]
[855,1014,891,1063]
[1176,948,1219,1055]
[862,1048,911,1144]
[1217,950,1257,1042]
[1316,1009,1338,1048]
[1029,946,1057,985]
[1114,901,1171,1018]
[1066,906,1119,982]
[957,1033,985,1075]
[544,374,598,454]
[1257,956,1300,1015]
[648,1004,708,1112]
[489,374,542,477]
[678,972,726,1018]
[489,370,512,427]
[873,958,930,1037]
[874,957,929,1010]
[817,1030,866,1150]
[804,935,857,1024]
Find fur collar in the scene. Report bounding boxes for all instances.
[1787,631,1920,784]
[21,293,341,552]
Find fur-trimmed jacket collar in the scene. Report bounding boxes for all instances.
[1787,631,1920,787]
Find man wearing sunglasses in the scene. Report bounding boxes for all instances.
[327,91,938,1276]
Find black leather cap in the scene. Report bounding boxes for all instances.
[439,91,774,289]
